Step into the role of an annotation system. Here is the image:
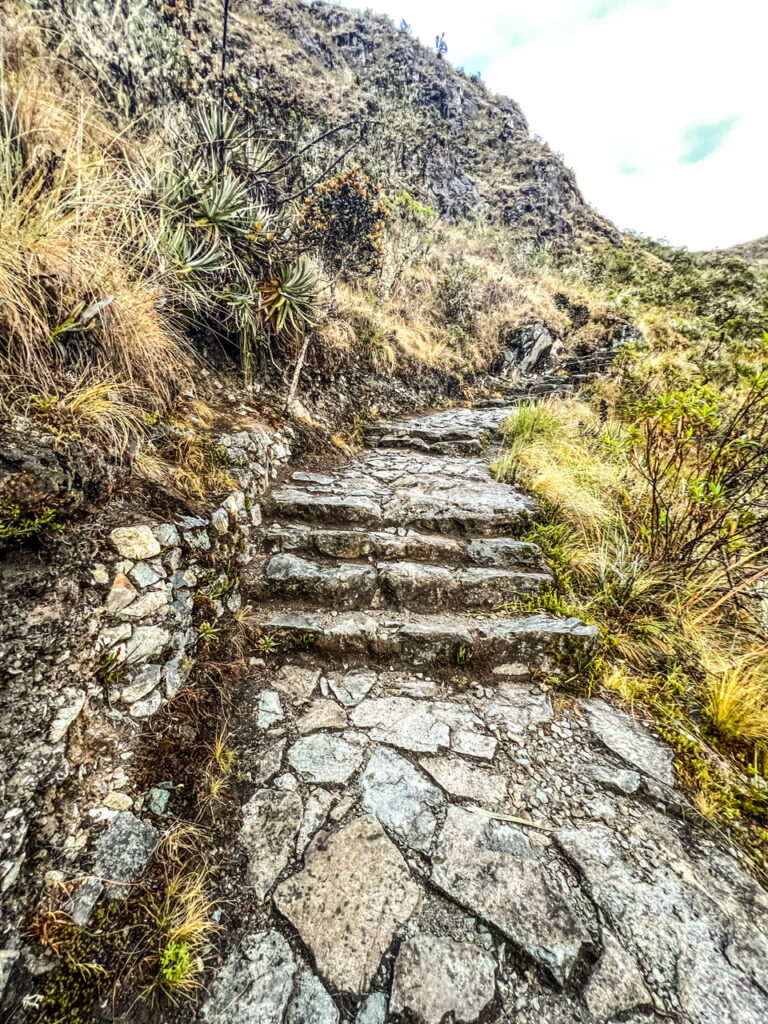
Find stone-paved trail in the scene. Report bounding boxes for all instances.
[199,404,768,1024]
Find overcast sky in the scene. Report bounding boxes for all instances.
[339,0,767,250]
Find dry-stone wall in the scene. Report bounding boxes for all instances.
[0,422,292,1000]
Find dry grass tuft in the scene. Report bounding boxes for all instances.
[0,67,194,409]
[704,658,768,747]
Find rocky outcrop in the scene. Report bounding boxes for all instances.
[31,0,619,244]
[0,425,115,524]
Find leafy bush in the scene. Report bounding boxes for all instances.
[298,167,390,279]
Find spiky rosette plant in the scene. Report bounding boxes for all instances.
[151,104,318,379]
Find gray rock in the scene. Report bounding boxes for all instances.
[556,823,768,1024]
[359,748,444,852]
[105,572,138,613]
[257,690,284,729]
[123,625,170,664]
[274,815,421,994]
[286,967,339,1024]
[287,733,364,784]
[275,772,299,791]
[211,507,229,534]
[129,561,163,588]
[184,528,211,551]
[501,320,561,374]
[200,930,297,1023]
[152,523,181,548]
[467,537,546,570]
[482,686,553,736]
[420,755,508,806]
[585,764,642,796]
[350,696,450,753]
[265,552,377,604]
[355,992,388,1024]
[252,739,287,785]
[296,700,347,734]
[239,788,303,899]
[49,689,86,743]
[296,789,335,855]
[0,950,18,1002]
[432,806,594,987]
[69,812,157,925]
[584,931,651,1020]
[582,699,676,786]
[274,664,320,703]
[110,525,161,560]
[164,652,192,698]
[119,664,162,704]
[451,729,497,761]
[328,669,378,706]
[390,934,496,1024]
[128,688,163,718]
[117,589,168,620]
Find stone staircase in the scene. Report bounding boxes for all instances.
[198,404,768,1024]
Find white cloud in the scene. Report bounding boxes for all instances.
[337,0,768,249]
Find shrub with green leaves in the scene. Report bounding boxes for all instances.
[298,167,390,279]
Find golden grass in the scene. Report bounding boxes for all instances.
[494,400,628,535]
[0,68,194,407]
[704,658,768,746]
[6,371,147,454]
[145,825,219,1002]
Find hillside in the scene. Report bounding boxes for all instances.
[726,235,768,263]
[30,0,619,245]
[1,3,768,1023]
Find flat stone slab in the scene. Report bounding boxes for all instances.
[420,755,508,806]
[265,523,545,571]
[200,930,338,1024]
[368,406,514,445]
[267,449,537,534]
[273,815,421,994]
[556,821,768,1024]
[481,686,553,736]
[351,696,492,757]
[582,699,676,786]
[273,665,320,703]
[67,811,158,925]
[583,931,651,1020]
[257,689,284,729]
[391,933,496,1024]
[296,700,347,734]
[359,747,445,852]
[265,609,597,671]
[432,806,595,987]
[240,788,303,899]
[327,668,378,706]
[287,733,364,783]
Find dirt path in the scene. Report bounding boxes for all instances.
[198,404,768,1024]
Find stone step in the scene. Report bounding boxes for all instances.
[261,522,547,571]
[259,609,597,676]
[368,434,485,456]
[250,552,552,611]
[264,460,536,535]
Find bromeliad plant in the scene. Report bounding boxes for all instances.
[152,105,319,379]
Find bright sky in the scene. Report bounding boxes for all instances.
[338,0,768,250]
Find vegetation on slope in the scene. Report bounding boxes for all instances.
[494,240,768,872]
